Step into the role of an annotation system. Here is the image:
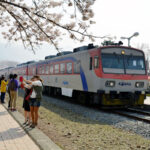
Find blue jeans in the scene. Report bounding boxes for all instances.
[1,92,6,103]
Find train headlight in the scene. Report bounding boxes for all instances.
[105,81,115,87]
[135,82,144,88]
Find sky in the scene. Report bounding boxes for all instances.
[0,0,150,63]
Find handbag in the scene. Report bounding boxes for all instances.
[25,89,32,101]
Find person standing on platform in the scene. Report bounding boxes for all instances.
[10,74,19,111]
[22,87,32,125]
[21,77,34,126]
[7,74,13,109]
[0,76,8,103]
[23,75,43,128]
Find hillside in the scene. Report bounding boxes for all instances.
[0,61,18,69]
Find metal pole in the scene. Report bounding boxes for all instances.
[128,38,130,47]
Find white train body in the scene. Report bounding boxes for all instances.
[0,45,148,106]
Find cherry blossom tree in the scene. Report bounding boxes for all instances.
[0,0,105,53]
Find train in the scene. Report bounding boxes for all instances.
[0,43,148,106]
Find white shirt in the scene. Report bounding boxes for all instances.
[24,80,42,98]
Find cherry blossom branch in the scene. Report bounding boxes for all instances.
[23,9,61,53]
[0,0,105,39]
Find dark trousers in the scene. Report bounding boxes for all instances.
[1,92,6,103]
[8,91,11,108]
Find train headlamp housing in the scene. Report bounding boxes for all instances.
[121,50,125,55]
[135,82,144,88]
[105,81,115,87]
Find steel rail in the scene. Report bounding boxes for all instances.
[126,108,150,116]
[112,110,150,124]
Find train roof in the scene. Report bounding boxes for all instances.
[100,45,144,52]
[17,61,36,67]
[44,43,96,60]
[1,43,145,71]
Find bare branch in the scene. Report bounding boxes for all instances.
[0,0,107,53]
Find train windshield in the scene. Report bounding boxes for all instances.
[101,53,146,74]
[124,55,145,74]
[101,53,124,74]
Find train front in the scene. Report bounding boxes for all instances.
[99,46,148,106]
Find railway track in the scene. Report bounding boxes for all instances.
[45,93,150,124]
[45,92,150,124]
[111,108,150,124]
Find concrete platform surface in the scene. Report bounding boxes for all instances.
[0,104,40,150]
[2,103,62,150]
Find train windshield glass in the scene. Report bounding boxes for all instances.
[101,53,124,74]
[101,53,146,74]
[124,55,145,74]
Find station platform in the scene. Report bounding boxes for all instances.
[0,104,40,150]
[0,104,62,150]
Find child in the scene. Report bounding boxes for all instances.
[22,87,32,125]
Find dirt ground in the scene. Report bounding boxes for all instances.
[6,94,150,150]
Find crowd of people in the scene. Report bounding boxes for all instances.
[0,74,43,128]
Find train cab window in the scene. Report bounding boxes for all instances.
[67,62,72,74]
[45,65,49,74]
[94,56,99,68]
[55,64,59,74]
[89,57,93,70]
[50,65,53,74]
[60,63,65,74]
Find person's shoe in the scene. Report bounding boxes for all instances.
[26,122,31,126]
[25,120,31,126]
[30,124,35,128]
[23,120,28,125]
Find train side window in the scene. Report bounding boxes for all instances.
[74,62,80,74]
[30,68,32,75]
[89,57,93,70]
[50,65,53,74]
[55,64,59,74]
[38,66,41,74]
[67,62,72,74]
[32,68,34,75]
[94,56,99,68]
[45,65,49,74]
[60,63,65,74]
[42,66,45,74]
[29,68,31,75]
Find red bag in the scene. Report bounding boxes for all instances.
[25,89,32,101]
[19,76,23,82]
[20,83,24,89]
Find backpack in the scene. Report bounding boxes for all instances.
[9,80,17,91]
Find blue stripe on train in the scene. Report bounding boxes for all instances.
[80,67,88,91]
